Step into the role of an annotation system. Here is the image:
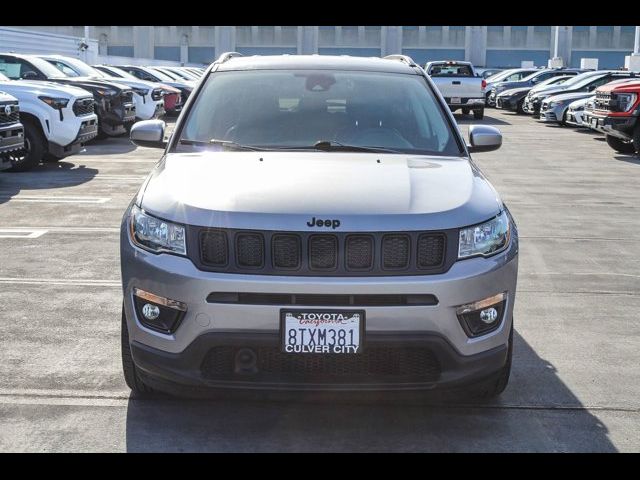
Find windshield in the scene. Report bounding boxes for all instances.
[49,57,106,78]
[177,69,462,156]
[150,67,180,81]
[144,67,174,82]
[25,56,69,78]
[558,71,603,88]
[96,65,138,80]
[486,69,518,82]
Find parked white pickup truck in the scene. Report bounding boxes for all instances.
[425,61,486,119]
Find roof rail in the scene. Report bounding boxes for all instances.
[216,52,244,64]
[383,54,417,67]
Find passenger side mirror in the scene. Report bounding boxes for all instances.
[21,71,38,80]
[130,120,167,149]
[467,125,502,153]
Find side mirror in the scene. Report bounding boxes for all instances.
[130,120,167,149]
[468,125,502,153]
[21,71,38,80]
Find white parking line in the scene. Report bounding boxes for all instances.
[0,195,111,204]
[0,277,120,287]
[0,229,48,239]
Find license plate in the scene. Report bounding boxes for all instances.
[281,309,364,355]
[451,97,462,104]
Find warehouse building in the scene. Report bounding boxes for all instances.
[13,26,640,69]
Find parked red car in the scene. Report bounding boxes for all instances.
[157,84,182,115]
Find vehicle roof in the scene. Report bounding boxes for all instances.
[215,55,418,74]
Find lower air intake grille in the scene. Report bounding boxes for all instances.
[202,346,441,381]
[346,235,374,270]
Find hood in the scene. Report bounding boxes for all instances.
[139,152,502,231]
[568,96,593,109]
[0,79,93,99]
[545,91,593,103]
[49,76,132,93]
[0,91,17,102]
[532,84,572,98]
[497,86,530,97]
[597,79,640,94]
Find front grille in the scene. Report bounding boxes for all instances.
[202,346,441,382]
[120,90,134,103]
[272,234,300,269]
[309,235,338,270]
[0,102,19,125]
[195,228,452,276]
[236,233,264,268]
[595,92,613,112]
[151,88,164,101]
[72,98,94,117]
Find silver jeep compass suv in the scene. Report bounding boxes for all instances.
[121,53,519,397]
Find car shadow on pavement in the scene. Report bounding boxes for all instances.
[614,154,640,165]
[454,113,511,126]
[0,161,98,206]
[83,136,138,155]
[123,330,615,452]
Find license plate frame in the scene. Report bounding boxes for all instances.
[280,309,365,355]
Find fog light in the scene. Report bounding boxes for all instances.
[142,303,160,320]
[133,288,187,334]
[456,292,507,337]
[480,307,498,324]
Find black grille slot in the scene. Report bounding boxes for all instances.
[200,230,228,266]
[272,234,300,269]
[206,292,438,306]
[72,98,94,116]
[309,235,338,270]
[202,346,441,382]
[236,233,264,268]
[0,103,19,125]
[346,235,374,270]
[417,234,445,268]
[382,234,410,269]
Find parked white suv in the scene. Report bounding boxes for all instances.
[0,72,98,171]
[39,55,165,123]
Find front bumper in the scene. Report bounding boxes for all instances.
[445,98,485,111]
[539,104,567,123]
[589,113,637,141]
[0,121,24,158]
[48,117,98,158]
[121,218,519,393]
[495,96,520,111]
[566,109,585,127]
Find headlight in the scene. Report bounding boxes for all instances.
[132,87,149,97]
[616,93,637,112]
[458,211,510,259]
[96,88,117,97]
[130,205,186,255]
[38,96,69,110]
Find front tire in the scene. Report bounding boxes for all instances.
[6,120,46,172]
[121,305,155,395]
[606,134,637,154]
[632,123,640,155]
[473,108,484,120]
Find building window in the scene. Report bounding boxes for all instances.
[595,26,614,48]
[487,26,504,47]
[425,26,443,46]
[364,26,381,46]
[511,26,527,48]
[449,26,465,47]
[319,26,335,46]
[402,26,419,47]
[341,26,358,45]
[281,26,298,45]
[572,26,589,49]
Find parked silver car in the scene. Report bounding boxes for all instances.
[120,54,519,398]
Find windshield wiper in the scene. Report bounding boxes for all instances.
[270,141,403,154]
[179,139,264,151]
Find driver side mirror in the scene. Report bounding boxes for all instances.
[467,125,502,153]
[21,71,38,80]
[130,120,167,149]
